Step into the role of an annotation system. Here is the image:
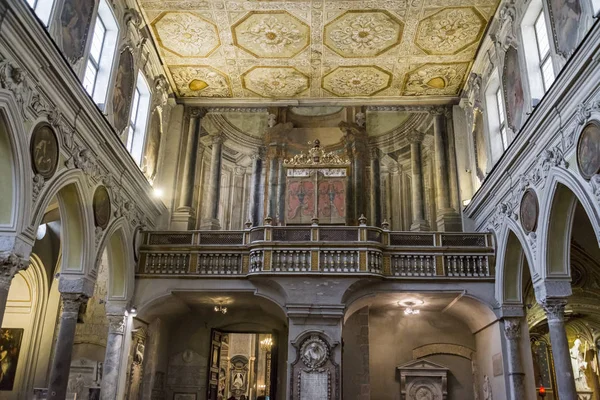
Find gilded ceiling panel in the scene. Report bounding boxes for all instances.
[322,66,392,97]
[139,0,500,100]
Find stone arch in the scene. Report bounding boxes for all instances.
[95,217,134,302]
[4,254,49,395]
[495,220,537,306]
[31,169,94,276]
[537,167,600,280]
[0,92,31,235]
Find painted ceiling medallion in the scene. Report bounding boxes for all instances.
[232,12,310,58]
[170,66,231,97]
[322,66,391,97]
[152,12,220,57]
[324,10,404,58]
[403,63,469,96]
[242,66,309,98]
[415,7,486,55]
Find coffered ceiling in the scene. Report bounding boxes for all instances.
[139,0,499,102]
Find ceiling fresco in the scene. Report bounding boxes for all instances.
[139,0,499,100]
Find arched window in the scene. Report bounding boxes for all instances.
[25,0,54,26]
[485,70,508,163]
[126,73,151,166]
[83,0,119,109]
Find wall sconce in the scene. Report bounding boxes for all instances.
[260,336,273,351]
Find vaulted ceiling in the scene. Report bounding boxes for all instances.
[139,0,499,101]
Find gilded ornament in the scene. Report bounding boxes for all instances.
[152,12,220,57]
[284,140,350,167]
[322,66,391,97]
[242,67,309,98]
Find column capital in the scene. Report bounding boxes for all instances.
[61,293,88,320]
[234,165,246,176]
[370,147,379,160]
[251,146,266,160]
[541,298,568,322]
[0,252,29,289]
[190,107,207,119]
[503,317,522,340]
[430,106,450,117]
[107,314,126,335]
[407,130,425,144]
[211,133,224,145]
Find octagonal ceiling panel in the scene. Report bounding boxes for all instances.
[232,12,310,58]
[415,7,486,55]
[152,12,220,57]
[324,11,404,58]
[323,66,392,97]
[140,0,500,101]
[242,67,310,98]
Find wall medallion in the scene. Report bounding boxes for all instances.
[577,121,600,180]
[519,188,539,234]
[93,186,111,230]
[503,46,525,132]
[300,335,330,369]
[30,124,59,179]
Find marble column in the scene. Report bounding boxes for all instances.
[173,108,206,229]
[542,299,578,400]
[390,165,402,230]
[0,252,28,327]
[231,166,247,230]
[408,131,429,231]
[201,134,223,230]
[431,107,461,231]
[503,318,526,400]
[276,145,287,225]
[100,314,126,400]
[370,148,382,227]
[48,293,88,400]
[248,151,264,226]
[267,145,279,220]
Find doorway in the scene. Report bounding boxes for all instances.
[208,331,278,400]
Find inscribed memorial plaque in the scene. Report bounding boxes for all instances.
[300,371,329,400]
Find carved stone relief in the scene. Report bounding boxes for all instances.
[291,332,339,400]
[397,359,449,400]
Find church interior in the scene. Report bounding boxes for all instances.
[1,0,600,399]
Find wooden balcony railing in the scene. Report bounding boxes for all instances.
[137,225,495,280]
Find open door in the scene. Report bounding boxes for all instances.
[207,329,224,400]
[268,332,279,400]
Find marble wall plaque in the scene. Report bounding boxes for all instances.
[300,371,329,400]
[492,353,504,376]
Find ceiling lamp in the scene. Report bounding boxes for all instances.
[398,299,424,316]
[214,303,227,314]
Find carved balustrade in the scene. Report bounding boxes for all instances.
[137,227,495,280]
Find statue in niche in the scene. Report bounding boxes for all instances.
[570,339,591,390]
[134,338,145,365]
[483,375,493,400]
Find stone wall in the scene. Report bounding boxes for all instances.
[366,307,476,400]
[343,306,370,400]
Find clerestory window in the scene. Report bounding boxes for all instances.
[126,73,151,166]
[25,0,54,26]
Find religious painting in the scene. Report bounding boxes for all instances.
[577,121,600,180]
[317,178,346,224]
[0,328,24,391]
[531,340,553,390]
[520,189,539,234]
[60,0,95,65]
[287,172,316,224]
[112,50,135,134]
[502,46,525,132]
[142,111,162,182]
[174,394,196,400]
[30,124,59,179]
[92,185,111,230]
[548,0,583,58]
